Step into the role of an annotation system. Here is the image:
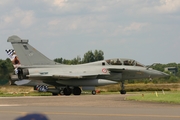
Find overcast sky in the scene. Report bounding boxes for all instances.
[1,0,180,65]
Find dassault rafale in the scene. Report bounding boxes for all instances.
[6,35,168,96]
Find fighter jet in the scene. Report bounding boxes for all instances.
[6,35,168,96]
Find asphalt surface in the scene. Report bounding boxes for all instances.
[0,94,180,120]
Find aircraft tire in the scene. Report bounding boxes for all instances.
[72,87,81,95]
[120,90,126,94]
[63,88,72,96]
[52,93,58,96]
[92,90,96,95]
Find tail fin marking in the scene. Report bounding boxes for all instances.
[5,49,21,74]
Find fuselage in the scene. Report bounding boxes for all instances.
[16,59,168,87]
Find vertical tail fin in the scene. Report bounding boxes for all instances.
[7,35,58,66]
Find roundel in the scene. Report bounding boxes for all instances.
[102,68,107,73]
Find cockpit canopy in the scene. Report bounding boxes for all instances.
[105,58,145,67]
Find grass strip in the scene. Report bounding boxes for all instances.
[126,91,180,104]
[0,92,52,97]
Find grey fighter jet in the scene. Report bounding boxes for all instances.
[6,35,168,95]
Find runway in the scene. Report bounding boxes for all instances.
[0,94,180,120]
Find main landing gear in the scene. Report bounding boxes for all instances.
[120,80,126,94]
[59,87,97,96]
[60,86,82,96]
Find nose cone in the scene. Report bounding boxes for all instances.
[157,71,169,78]
[149,70,169,78]
[161,72,170,77]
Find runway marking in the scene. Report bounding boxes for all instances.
[0,104,21,106]
[44,112,180,118]
[0,111,180,119]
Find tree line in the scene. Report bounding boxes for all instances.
[0,59,14,85]
[0,49,180,85]
[54,50,104,64]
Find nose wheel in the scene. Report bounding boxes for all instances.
[120,81,126,94]
[120,90,126,94]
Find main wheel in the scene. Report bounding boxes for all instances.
[73,87,81,95]
[63,87,72,96]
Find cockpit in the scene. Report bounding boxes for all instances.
[105,58,145,67]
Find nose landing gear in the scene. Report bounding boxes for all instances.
[120,80,126,94]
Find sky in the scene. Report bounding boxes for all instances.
[0,0,180,65]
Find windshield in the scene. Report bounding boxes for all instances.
[105,58,145,67]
